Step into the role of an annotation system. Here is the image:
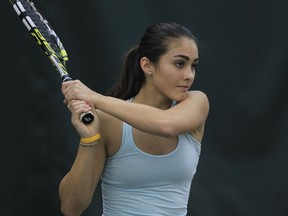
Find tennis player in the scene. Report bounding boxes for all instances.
[59,22,209,216]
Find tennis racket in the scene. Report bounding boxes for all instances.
[10,0,94,124]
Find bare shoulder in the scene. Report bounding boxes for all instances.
[187,90,209,103]
[187,91,209,143]
[96,109,122,134]
[96,109,122,156]
[178,90,209,110]
[191,90,209,111]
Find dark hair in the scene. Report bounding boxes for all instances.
[106,22,197,100]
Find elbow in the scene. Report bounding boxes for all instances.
[60,198,90,216]
[58,177,91,216]
[60,205,76,216]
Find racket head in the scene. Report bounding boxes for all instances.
[11,0,68,67]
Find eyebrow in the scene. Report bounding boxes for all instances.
[173,55,199,62]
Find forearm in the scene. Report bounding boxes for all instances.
[62,80,173,135]
[59,145,100,215]
[93,95,173,136]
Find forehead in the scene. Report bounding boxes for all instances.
[165,37,198,59]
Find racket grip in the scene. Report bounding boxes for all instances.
[80,111,95,124]
[62,74,72,82]
[61,75,94,124]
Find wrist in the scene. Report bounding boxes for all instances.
[92,93,103,108]
[80,133,100,147]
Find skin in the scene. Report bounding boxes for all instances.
[59,36,209,216]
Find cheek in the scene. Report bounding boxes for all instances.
[152,70,178,92]
[155,65,177,82]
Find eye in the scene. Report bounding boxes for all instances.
[191,62,199,70]
[175,61,185,68]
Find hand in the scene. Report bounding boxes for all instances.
[67,100,100,138]
[62,80,96,105]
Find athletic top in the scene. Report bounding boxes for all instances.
[101,121,201,216]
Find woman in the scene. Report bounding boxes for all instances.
[59,22,209,216]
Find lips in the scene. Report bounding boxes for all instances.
[178,85,190,90]
[178,84,190,88]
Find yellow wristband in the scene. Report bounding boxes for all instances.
[80,133,101,144]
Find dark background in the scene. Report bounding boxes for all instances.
[1,0,288,215]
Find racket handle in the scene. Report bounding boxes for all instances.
[80,111,95,124]
[62,75,94,124]
[62,74,72,82]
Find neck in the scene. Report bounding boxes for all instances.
[133,88,172,110]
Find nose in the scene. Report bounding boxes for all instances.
[184,67,195,81]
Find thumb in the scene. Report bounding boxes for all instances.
[63,98,69,106]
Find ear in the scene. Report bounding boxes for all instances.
[140,57,153,75]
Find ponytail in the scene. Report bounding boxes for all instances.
[105,46,145,100]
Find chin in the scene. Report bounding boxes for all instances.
[173,93,188,102]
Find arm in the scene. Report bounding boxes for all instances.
[58,100,106,216]
[62,80,209,137]
[94,91,209,137]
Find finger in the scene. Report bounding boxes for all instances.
[68,100,91,114]
[68,100,87,109]
[62,80,76,88]
[62,80,78,95]
[74,103,91,112]
[63,99,68,105]
[63,87,75,102]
